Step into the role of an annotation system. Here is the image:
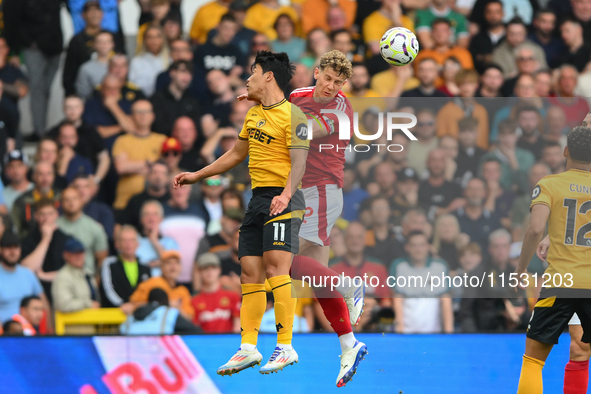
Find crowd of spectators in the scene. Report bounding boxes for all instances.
[0,0,589,336]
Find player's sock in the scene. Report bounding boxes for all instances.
[268,275,296,345]
[240,283,266,346]
[338,332,356,352]
[564,360,589,394]
[517,355,545,394]
[275,343,293,351]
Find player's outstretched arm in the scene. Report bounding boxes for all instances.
[516,204,550,275]
[270,147,308,216]
[173,139,249,188]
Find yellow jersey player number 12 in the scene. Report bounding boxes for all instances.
[515,126,591,393]
[173,51,309,376]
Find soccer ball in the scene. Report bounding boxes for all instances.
[379,27,419,66]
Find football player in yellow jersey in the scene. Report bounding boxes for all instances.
[174,51,309,376]
[516,125,591,394]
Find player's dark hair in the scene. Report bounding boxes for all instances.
[251,50,295,91]
[567,126,591,163]
[431,17,452,28]
[20,295,41,309]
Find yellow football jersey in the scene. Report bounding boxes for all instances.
[531,168,591,289]
[238,99,309,189]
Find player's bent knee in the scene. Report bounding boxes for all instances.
[570,337,591,361]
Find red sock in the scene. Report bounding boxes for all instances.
[564,360,589,394]
[290,255,352,336]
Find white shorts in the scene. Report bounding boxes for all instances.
[299,184,343,246]
[569,313,581,325]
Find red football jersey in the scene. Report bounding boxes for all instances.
[191,289,241,333]
[289,86,353,188]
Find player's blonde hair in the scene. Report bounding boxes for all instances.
[318,50,353,79]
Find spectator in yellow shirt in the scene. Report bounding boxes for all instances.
[363,0,415,56]
[243,0,299,41]
[130,250,194,320]
[189,0,233,45]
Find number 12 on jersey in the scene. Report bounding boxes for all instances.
[563,198,591,246]
[273,222,286,241]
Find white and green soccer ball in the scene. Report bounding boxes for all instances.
[379,27,419,66]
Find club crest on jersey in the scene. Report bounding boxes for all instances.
[257,119,266,128]
[295,123,308,140]
[532,185,541,199]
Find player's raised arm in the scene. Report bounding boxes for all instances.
[516,204,550,275]
[173,138,249,188]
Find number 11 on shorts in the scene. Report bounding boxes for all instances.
[273,222,286,241]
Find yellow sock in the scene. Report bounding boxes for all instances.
[268,275,296,345]
[517,355,545,394]
[240,283,266,346]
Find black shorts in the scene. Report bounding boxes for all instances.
[527,288,591,344]
[238,187,305,258]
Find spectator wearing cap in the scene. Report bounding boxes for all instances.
[12,295,45,336]
[390,231,453,334]
[3,150,32,211]
[130,250,193,319]
[136,200,179,276]
[101,225,151,311]
[151,60,201,136]
[119,161,170,231]
[455,117,486,187]
[68,0,124,51]
[57,188,109,275]
[406,108,439,177]
[63,1,108,96]
[3,0,63,138]
[52,238,101,313]
[391,167,420,225]
[112,100,167,210]
[191,252,241,333]
[75,31,115,100]
[190,0,233,45]
[56,123,95,184]
[12,162,60,238]
[341,164,369,222]
[161,137,183,175]
[0,37,28,107]
[21,199,70,301]
[0,233,46,325]
[121,287,200,335]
